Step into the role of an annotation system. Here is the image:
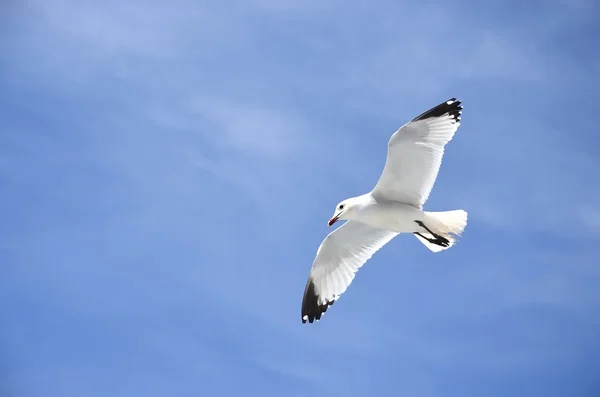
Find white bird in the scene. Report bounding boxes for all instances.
[301,98,468,324]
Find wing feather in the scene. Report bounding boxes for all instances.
[301,221,398,323]
[371,98,463,207]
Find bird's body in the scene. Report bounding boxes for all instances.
[301,98,468,324]
[331,193,432,233]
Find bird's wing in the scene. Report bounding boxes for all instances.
[371,98,463,208]
[301,220,398,323]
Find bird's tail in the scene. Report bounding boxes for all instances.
[415,209,468,253]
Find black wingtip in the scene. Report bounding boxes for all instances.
[412,98,462,124]
[301,278,335,324]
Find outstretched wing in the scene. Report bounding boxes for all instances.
[371,98,463,208]
[301,221,398,323]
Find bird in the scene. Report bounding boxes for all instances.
[301,98,468,324]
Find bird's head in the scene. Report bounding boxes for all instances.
[328,199,354,226]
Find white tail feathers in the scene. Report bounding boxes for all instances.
[431,209,468,236]
[415,210,468,252]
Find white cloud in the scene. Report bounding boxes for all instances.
[187,96,312,157]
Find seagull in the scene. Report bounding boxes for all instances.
[301,98,468,324]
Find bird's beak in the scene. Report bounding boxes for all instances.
[328,214,340,227]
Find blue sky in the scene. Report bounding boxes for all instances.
[1,0,600,396]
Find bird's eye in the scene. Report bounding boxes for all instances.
[339,204,344,210]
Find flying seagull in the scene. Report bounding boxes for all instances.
[301,98,468,324]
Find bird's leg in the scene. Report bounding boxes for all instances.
[414,232,450,247]
[414,220,437,235]
[414,232,435,243]
[414,221,450,247]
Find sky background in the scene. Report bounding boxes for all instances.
[1,0,600,396]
